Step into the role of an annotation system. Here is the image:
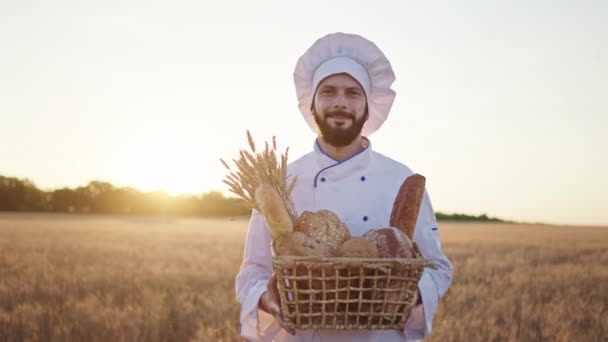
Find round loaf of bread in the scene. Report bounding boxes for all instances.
[362,227,416,317]
[362,227,415,258]
[336,237,379,307]
[273,231,334,257]
[338,237,379,258]
[274,231,332,300]
[295,210,351,254]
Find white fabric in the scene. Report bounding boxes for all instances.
[235,138,453,341]
[312,57,371,99]
[294,32,397,137]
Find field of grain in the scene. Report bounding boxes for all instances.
[0,213,606,341]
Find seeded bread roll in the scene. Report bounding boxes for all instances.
[295,210,351,254]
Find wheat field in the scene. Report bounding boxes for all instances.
[0,213,606,341]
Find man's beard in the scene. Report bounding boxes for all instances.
[313,109,368,147]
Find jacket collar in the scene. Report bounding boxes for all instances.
[312,137,372,186]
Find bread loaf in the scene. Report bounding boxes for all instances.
[295,210,351,254]
[362,227,415,259]
[255,184,293,240]
[390,174,426,239]
[273,231,334,257]
[337,237,379,309]
[362,227,416,318]
[274,231,332,306]
[338,237,379,258]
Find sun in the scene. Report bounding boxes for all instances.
[112,134,210,196]
[128,171,199,195]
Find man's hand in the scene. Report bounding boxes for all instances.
[403,289,423,330]
[258,273,296,336]
[414,288,422,305]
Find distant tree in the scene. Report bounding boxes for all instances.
[0,176,46,211]
[435,212,506,222]
[50,188,79,212]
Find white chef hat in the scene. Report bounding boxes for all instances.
[293,32,396,137]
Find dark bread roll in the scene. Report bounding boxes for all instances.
[362,227,415,259]
[362,227,417,318]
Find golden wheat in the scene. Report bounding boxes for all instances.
[0,214,606,341]
[220,130,298,225]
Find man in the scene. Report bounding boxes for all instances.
[235,32,453,341]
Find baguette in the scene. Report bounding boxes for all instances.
[255,183,294,240]
[390,174,426,240]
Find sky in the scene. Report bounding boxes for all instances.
[1,1,606,226]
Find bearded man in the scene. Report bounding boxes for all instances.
[235,32,453,342]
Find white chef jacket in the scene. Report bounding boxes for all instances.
[235,138,453,342]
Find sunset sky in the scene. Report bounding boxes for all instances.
[1,1,606,226]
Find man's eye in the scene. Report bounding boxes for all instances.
[348,90,361,96]
[320,89,333,95]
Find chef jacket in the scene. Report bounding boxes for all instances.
[235,138,453,341]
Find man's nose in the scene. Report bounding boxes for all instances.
[332,93,348,109]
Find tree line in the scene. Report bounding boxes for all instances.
[0,174,507,222]
[435,212,507,222]
[0,175,250,216]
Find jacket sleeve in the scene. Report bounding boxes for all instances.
[402,191,453,340]
[234,211,282,342]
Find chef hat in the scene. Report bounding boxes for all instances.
[293,32,396,136]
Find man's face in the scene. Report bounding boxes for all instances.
[312,73,368,147]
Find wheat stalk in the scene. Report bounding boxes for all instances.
[220,130,298,225]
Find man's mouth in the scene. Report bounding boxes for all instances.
[326,112,355,121]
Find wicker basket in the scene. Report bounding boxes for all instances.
[272,243,435,330]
